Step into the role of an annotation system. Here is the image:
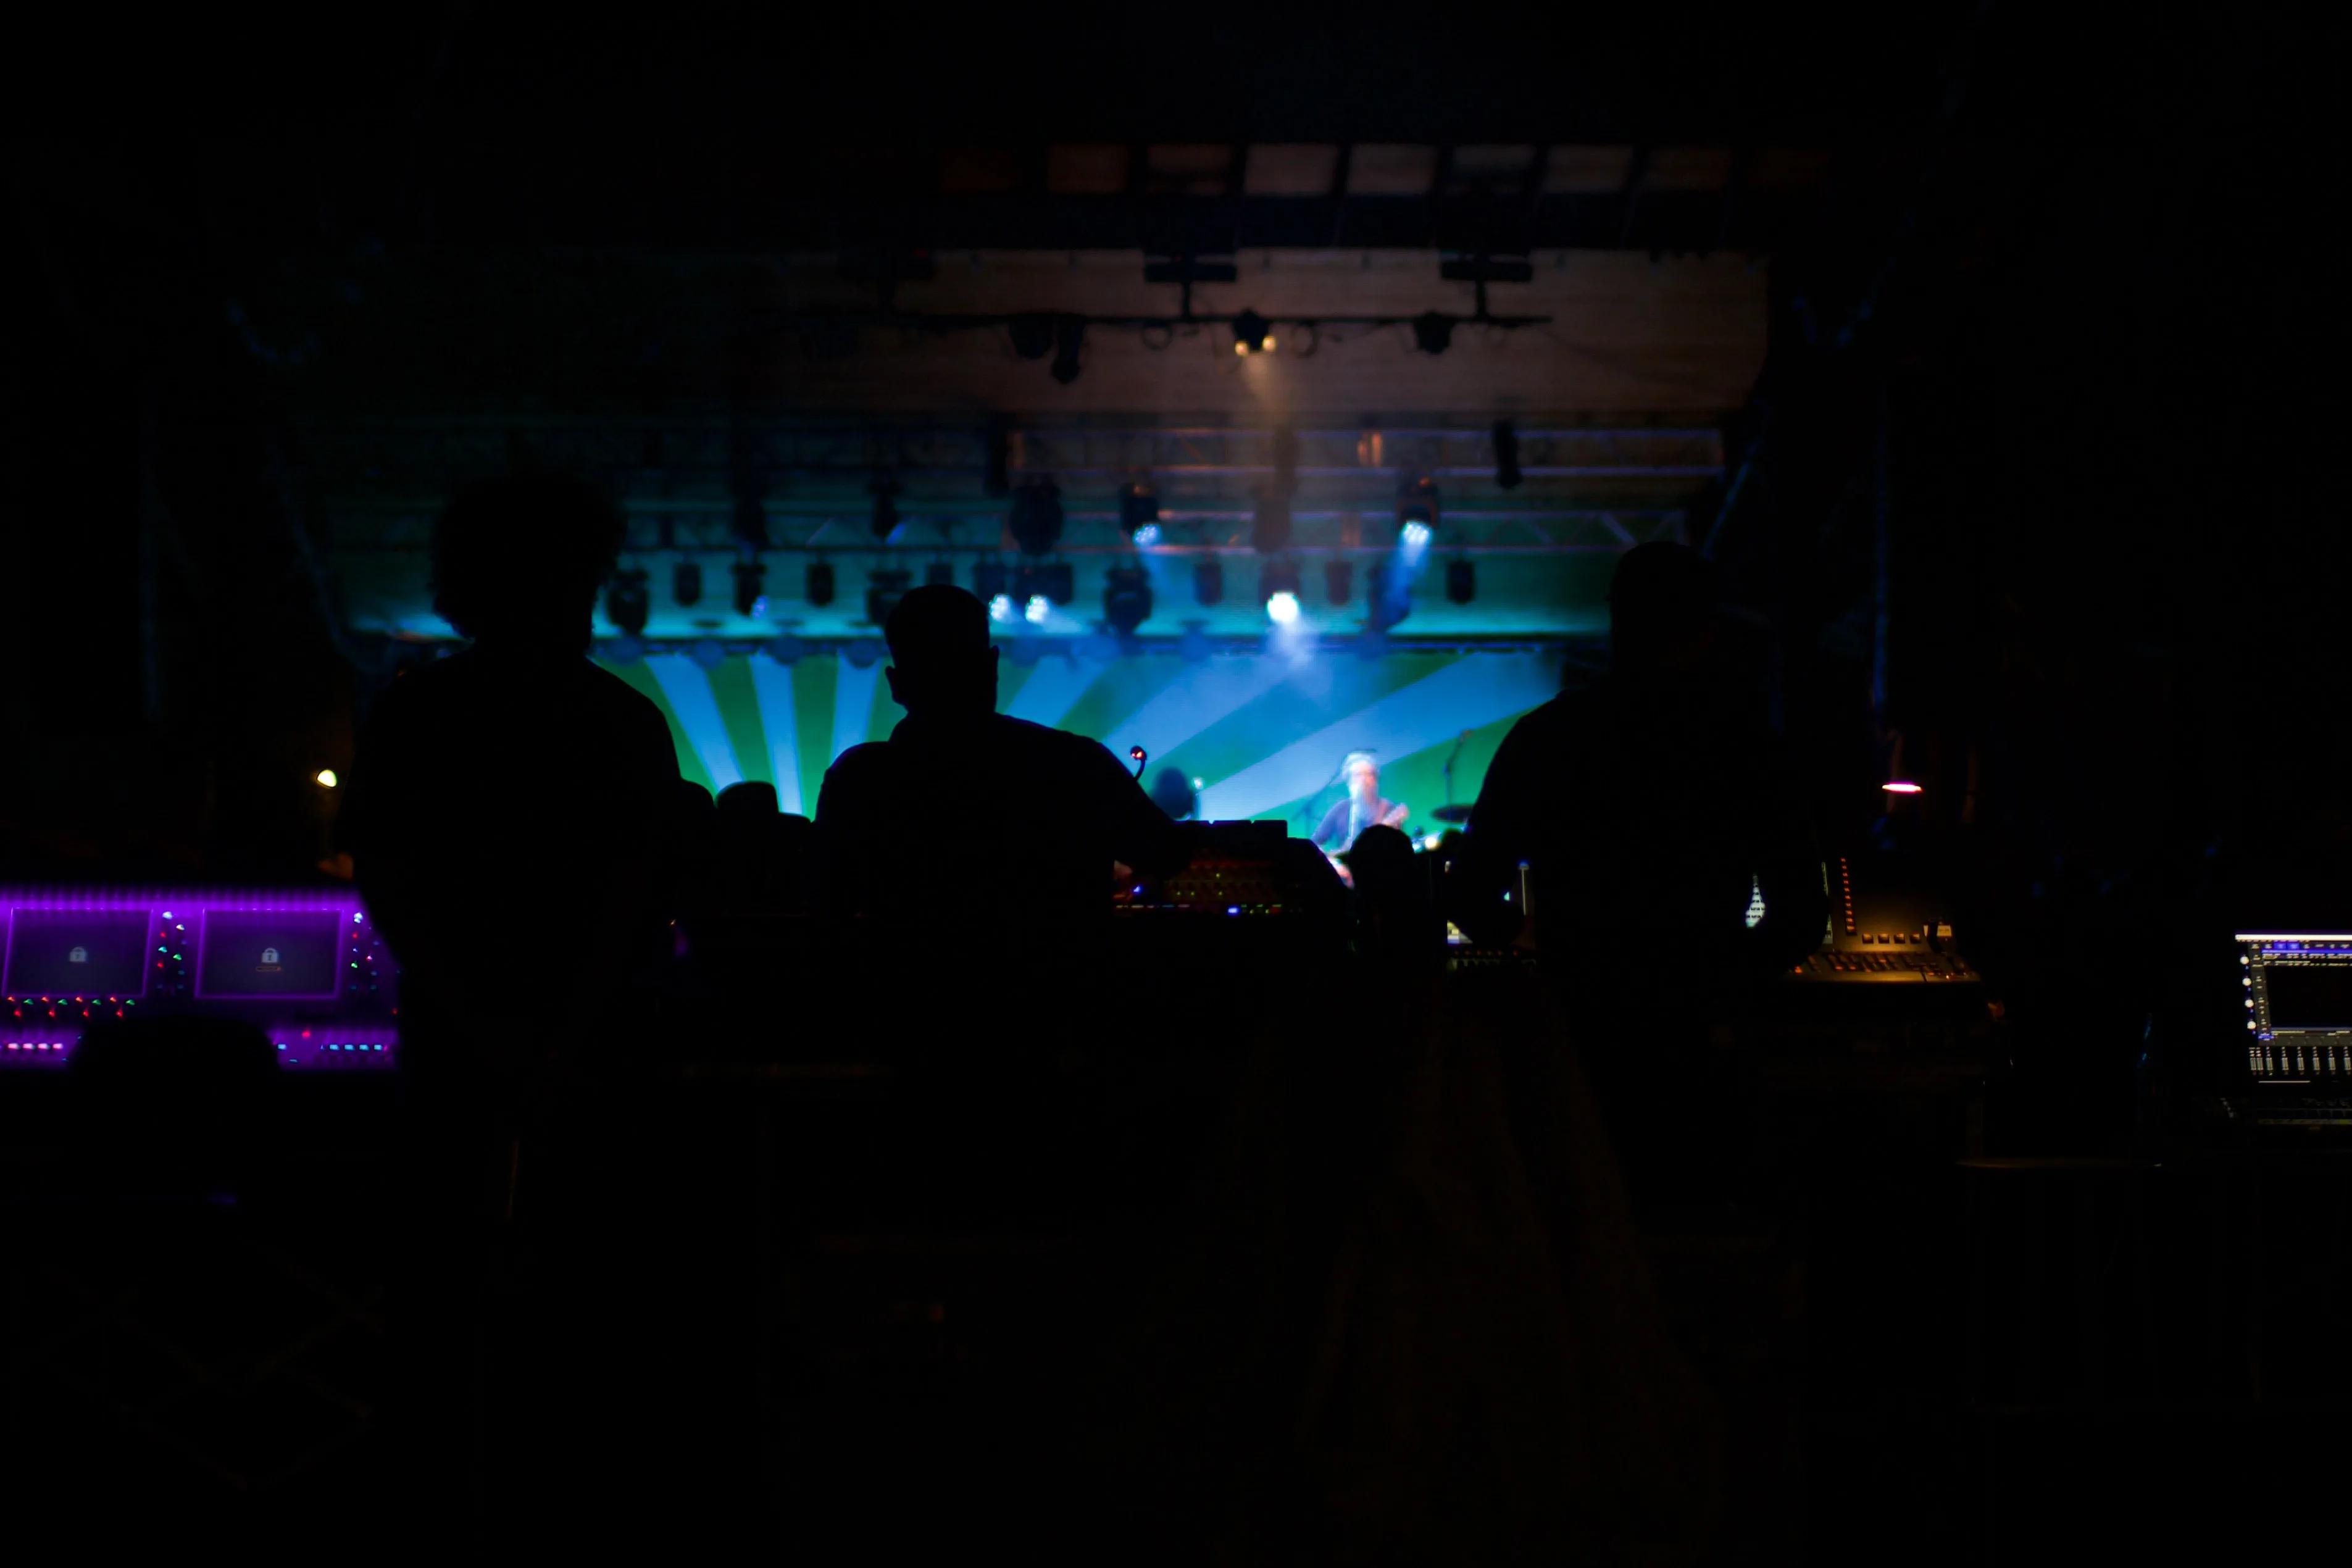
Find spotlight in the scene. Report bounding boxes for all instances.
[865,567,913,628]
[1024,595,1050,625]
[1325,559,1353,604]
[1252,491,1292,555]
[315,769,339,789]
[1050,315,1085,385]
[672,561,704,607]
[1883,781,1924,796]
[1412,311,1454,354]
[1266,591,1301,625]
[869,478,901,542]
[844,638,884,669]
[1232,309,1274,355]
[925,559,957,588]
[1009,479,1064,556]
[1261,558,1302,607]
[1445,559,1476,604]
[1396,477,1440,539]
[989,593,1017,623]
[805,560,836,607]
[1104,564,1153,636]
[732,558,767,617]
[690,638,727,670]
[605,567,651,636]
[768,633,804,665]
[1492,420,1522,490]
[1015,560,1075,606]
[1009,313,1056,360]
[1119,483,1161,544]
[1194,559,1225,606]
[974,558,1011,603]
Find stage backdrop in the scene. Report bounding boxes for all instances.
[598,644,1566,838]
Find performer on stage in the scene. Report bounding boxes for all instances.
[1310,751,1410,857]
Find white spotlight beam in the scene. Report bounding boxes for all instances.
[1003,654,1099,730]
[749,655,804,815]
[646,654,746,793]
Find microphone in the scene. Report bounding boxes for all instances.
[1128,744,1148,782]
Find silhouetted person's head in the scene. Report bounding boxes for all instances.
[717,780,780,824]
[883,585,999,717]
[1345,823,1416,893]
[1149,767,1197,821]
[1607,542,1721,675]
[430,472,626,652]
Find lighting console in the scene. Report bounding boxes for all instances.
[1,888,399,1070]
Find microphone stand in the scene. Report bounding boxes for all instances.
[1440,731,1470,819]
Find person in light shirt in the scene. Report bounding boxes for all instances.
[1310,752,1410,858]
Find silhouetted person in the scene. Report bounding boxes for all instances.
[1344,822,1444,964]
[339,472,680,1545]
[1457,542,1826,1214]
[344,473,680,1065]
[812,584,1184,951]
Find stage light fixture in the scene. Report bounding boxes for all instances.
[1024,595,1050,625]
[1009,312,1056,360]
[768,633,804,665]
[605,567,651,636]
[732,559,767,617]
[1325,559,1353,604]
[869,478,901,541]
[1251,491,1292,555]
[315,769,339,789]
[1396,477,1440,539]
[1015,560,1076,606]
[690,638,727,670]
[1009,479,1064,556]
[865,568,913,628]
[844,638,884,670]
[974,558,1011,603]
[1493,420,1523,490]
[1195,559,1224,606]
[1050,315,1085,385]
[1103,564,1153,636]
[604,634,644,665]
[1261,558,1302,608]
[672,561,703,607]
[1412,312,1454,354]
[1120,483,1161,544]
[1446,559,1476,604]
[1232,309,1274,355]
[1267,591,1301,625]
[805,560,836,607]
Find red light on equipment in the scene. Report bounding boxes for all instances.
[1882,782,1924,795]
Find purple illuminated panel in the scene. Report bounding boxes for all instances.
[4,908,152,998]
[2,887,398,1072]
[196,910,344,1000]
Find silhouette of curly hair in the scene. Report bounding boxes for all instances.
[429,471,627,646]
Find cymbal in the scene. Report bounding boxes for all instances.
[1430,804,1475,824]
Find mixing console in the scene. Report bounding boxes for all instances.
[1,888,399,1070]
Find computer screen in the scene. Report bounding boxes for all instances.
[2236,935,2352,1078]
[4,908,152,998]
[196,911,344,999]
